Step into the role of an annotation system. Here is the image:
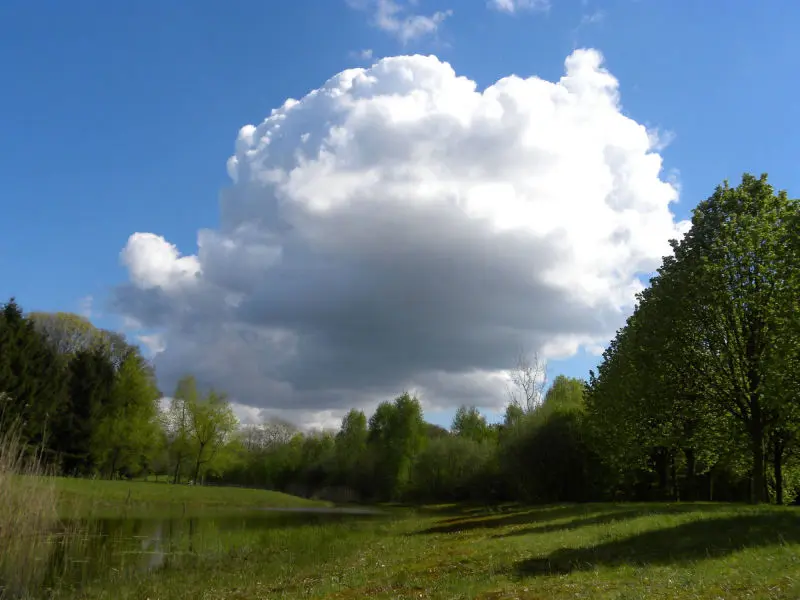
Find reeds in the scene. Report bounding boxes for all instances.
[0,396,61,598]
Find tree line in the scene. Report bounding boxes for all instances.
[1,173,798,504]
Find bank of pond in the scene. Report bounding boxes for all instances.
[4,480,800,599]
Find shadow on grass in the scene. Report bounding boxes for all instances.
[414,504,599,535]
[492,503,731,539]
[413,503,521,518]
[415,502,733,536]
[514,512,800,577]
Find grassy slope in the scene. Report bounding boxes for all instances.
[55,478,329,515]
[75,501,800,600]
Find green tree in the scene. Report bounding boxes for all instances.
[164,376,198,484]
[60,347,115,474]
[409,435,495,502]
[502,373,606,502]
[586,292,731,501]
[659,174,799,502]
[451,406,492,444]
[91,351,162,478]
[543,376,585,412]
[588,174,799,503]
[335,409,369,490]
[0,299,69,449]
[187,387,238,483]
[368,392,427,500]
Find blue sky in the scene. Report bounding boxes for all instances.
[1,0,798,428]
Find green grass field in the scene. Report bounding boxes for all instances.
[54,477,330,517]
[66,496,800,600]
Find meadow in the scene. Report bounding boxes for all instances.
[3,425,800,599]
[54,477,329,517]
[56,487,800,599]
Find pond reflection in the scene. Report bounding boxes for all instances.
[42,508,384,592]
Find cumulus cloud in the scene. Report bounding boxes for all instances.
[488,0,550,14]
[348,0,452,43]
[114,49,687,425]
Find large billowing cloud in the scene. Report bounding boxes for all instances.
[114,49,687,427]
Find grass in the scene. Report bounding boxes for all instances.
[67,500,800,600]
[54,478,331,517]
[0,425,68,598]
[0,442,327,598]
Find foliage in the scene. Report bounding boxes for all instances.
[587,173,800,503]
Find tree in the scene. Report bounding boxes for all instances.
[658,174,800,503]
[164,376,198,484]
[588,174,799,504]
[368,392,427,500]
[60,347,115,474]
[335,409,369,490]
[30,312,140,374]
[91,351,161,478]
[409,435,495,502]
[507,352,547,413]
[586,290,732,501]
[29,312,101,356]
[451,406,492,444]
[543,376,585,412]
[0,299,69,449]
[187,387,238,483]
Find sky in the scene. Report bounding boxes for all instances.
[1,0,799,430]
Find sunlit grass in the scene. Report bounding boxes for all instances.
[54,477,330,518]
[71,501,800,599]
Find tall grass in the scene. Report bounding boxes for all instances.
[0,406,62,598]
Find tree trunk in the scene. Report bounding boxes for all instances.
[683,447,696,501]
[708,470,714,502]
[173,455,182,485]
[654,447,669,499]
[193,444,206,483]
[109,451,119,480]
[670,451,679,501]
[750,422,766,504]
[774,441,784,505]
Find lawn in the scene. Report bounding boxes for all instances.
[68,500,800,600]
[54,477,330,516]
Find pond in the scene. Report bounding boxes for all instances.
[38,507,387,593]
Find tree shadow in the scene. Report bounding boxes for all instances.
[414,504,598,535]
[493,503,730,539]
[413,502,522,518]
[514,512,800,577]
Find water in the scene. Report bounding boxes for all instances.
[39,507,386,592]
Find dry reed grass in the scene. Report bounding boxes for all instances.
[0,393,70,598]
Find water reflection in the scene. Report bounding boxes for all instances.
[43,508,384,591]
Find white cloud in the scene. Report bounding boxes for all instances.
[647,127,676,152]
[580,9,604,26]
[571,8,605,47]
[137,333,166,357]
[78,295,94,319]
[114,49,687,425]
[348,0,452,43]
[121,232,200,290]
[354,48,374,60]
[488,0,550,14]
